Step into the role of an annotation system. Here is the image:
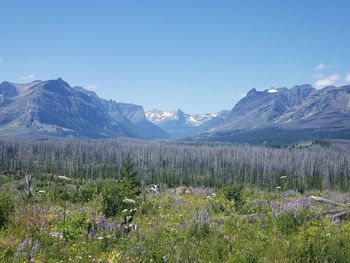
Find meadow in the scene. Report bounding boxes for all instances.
[0,139,350,262]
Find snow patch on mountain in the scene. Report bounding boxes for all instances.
[146,109,221,127]
[267,88,278,93]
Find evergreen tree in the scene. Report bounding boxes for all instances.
[120,155,141,193]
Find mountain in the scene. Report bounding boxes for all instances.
[146,109,228,138]
[0,78,169,139]
[117,102,169,139]
[195,84,350,145]
[2,78,349,145]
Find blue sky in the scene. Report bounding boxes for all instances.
[0,0,349,114]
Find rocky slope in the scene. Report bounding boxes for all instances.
[0,78,168,139]
[196,84,350,145]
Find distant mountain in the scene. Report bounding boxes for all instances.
[146,109,228,138]
[2,78,349,145]
[0,78,169,139]
[195,84,350,145]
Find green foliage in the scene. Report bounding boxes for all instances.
[1,168,350,262]
[138,192,159,215]
[188,221,211,238]
[277,210,315,235]
[207,193,235,214]
[79,187,95,203]
[61,212,86,242]
[101,179,135,218]
[120,155,141,193]
[221,184,245,210]
[290,220,350,262]
[0,193,14,229]
[276,212,299,235]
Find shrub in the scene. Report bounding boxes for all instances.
[0,193,15,229]
[79,187,95,203]
[207,194,235,214]
[221,185,245,210]
[61,212,86,242]
[101,180,135,218]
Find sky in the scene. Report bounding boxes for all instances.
[0,0,349,114]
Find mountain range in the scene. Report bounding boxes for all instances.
[194,84,350,145]
[145,109,228,138]
[0,78,168,139]
[0,78,349,145]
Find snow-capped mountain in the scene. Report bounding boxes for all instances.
[146,109,221,127]
[146,109,228,138]
[2,78,350,145]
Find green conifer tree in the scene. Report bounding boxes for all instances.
[120,155,141,194]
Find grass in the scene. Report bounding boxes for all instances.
[1,184,350,262]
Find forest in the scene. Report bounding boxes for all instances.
[0,138,350,262]
[1,138,350,191]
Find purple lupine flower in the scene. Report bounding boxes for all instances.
[15,237,40,259]
[98,216,107,228]
[16,237,32,255]
[30,240,40,257]
[107,222,117,231]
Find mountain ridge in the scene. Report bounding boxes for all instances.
[195,84,350,145]
[146,109,229,138]
[1,78,349,145]
[0,78,168,139]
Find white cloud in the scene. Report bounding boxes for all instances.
[315,63,332,71]
[315,74,339,88]
[20,74,35,81]
[346,73,350,82]
[86,84,97,91]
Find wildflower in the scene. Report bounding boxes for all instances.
[97,236,104,240]
[58,175,72,181]
[123,198,136,204]
[32,240,39,253]
[49,232,64,239]
[15,237,40,260]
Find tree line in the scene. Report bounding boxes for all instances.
[0,138,349,191]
